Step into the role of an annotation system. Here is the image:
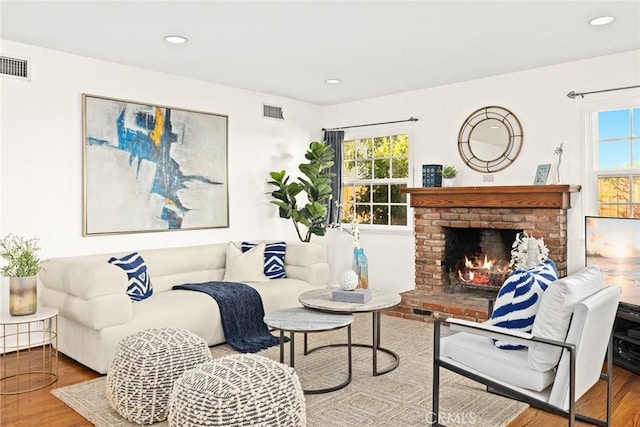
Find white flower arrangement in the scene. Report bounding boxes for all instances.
[510,231,549,270]
[328,201,360,248]
[350,218,360,248]
[0,233,42,277]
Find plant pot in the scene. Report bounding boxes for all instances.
[442,178,456,187]
[9,275,37,316]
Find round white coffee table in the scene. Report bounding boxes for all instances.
[264,307,353,394]
[299,288,401,376]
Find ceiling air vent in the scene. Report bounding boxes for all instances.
[263,104,284,120]
[0,55,30,80]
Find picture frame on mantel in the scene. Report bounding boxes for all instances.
[533,164,551,185]
[82,94,229,235]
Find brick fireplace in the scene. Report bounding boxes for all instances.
[387,185,581,322]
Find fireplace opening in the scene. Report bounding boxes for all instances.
[444,227,521,294]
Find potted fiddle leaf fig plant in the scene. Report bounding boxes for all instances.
[0,233,42,315]
[267,141,335,242]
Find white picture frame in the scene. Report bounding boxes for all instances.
[533,164,551,185]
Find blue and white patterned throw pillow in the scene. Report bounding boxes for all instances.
[241,241,287,280]
[108,252,153,302]
[489,259,558,349]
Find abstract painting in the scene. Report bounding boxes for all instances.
[83,94,228,235]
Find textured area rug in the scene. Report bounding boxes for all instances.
[51,315,528,426]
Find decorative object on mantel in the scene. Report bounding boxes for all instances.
[441,165,458,187]
[267,141,335,242]
[0,233,42,316]
[533,164,551,185]
[510,231,550,270]
[422,164,442,187]
[553,143,564,184]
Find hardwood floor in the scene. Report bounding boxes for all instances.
[509,364,640,427]
[1,352,639,426]
[1,352,100,427]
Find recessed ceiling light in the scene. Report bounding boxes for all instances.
[164,35,188,44]
[589,16,615,26]
[325,79,342,84]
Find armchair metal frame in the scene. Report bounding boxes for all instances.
[432,317,612,427]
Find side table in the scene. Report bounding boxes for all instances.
[264,307,353,394]
[299,288,401,376]
[0,307,58,394]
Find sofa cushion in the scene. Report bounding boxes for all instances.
[528,265,603,372]
[223,242,268,282]
[489,259,557,349]
[242,241,287,280]
[108,252,153,302]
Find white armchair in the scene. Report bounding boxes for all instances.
[432,266,621,427]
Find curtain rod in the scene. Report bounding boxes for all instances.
[322,117,418,131]
[567,84,640,99]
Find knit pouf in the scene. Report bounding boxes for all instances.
[106,327,212,425]
[168,354,306,427]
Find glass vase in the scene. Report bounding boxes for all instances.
[352,247,369,290]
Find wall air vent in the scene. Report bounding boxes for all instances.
[263,104,284,120]
[0,55,30,80]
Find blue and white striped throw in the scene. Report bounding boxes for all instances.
[489,259,558,349]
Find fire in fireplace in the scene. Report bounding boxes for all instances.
[444,227,521,292]
[457,254,510,286]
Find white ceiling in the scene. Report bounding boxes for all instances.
[1,1,639,105]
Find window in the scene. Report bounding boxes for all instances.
[341,133,409,226]
[594,107,640,218]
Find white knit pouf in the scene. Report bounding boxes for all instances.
[106,327,212,425]
[168,354,306,427]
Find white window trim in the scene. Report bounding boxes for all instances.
[580,95,640,217]
[342,123,416,233]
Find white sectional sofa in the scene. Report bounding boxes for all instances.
[39,241,330,374]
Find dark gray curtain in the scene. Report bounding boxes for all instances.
[323,130,345,224]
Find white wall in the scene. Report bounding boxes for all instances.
[0,40,324,310]
[1,40,638,306]
[323,49,640,291]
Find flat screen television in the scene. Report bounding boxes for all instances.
[585,216,640,311]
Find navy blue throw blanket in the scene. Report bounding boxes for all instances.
[172,281,281,353]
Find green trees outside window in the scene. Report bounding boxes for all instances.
[342,134,409,226]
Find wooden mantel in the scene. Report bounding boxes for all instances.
[401,185,581,209]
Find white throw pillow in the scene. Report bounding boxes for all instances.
[527,265,603,372]
[223,242,268,282]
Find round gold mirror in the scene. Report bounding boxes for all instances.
[458,106,523,173]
